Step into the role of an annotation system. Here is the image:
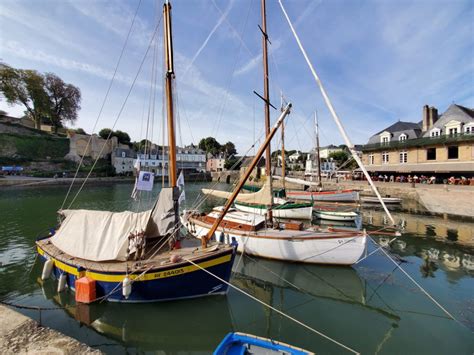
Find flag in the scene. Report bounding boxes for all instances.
[136,171,155,191]
[177,170,185,204]
[131,156,141,199]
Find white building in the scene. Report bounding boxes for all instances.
[133,145,206,176]
[112,148,136,175]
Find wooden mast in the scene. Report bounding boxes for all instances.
[261,0,273,219]
[202,103,292,247]
[281,120,286,190]
[163,1,176,188]
[315,111,322,187]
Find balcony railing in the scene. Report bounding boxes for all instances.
[361,133,474,152]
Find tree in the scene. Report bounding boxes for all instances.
[198,137,221,156]
[222,141,236,157]
[73,128,87,135]
[224,156,242,170]
[44,73,81,133]
[99,128,113,139]
[114,130,131,145]
[0,64,49,129]
[328,151,349,166]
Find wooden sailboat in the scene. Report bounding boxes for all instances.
[35,1,237,303]
[202,0,313,220]
[284,111,360,203]
[185,1,367,266]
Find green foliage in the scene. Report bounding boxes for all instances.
[222,141,236,157]
[73,128,87,135]
[99,128,112,139]
[0,133,69,160]
[224,156,242,170]
[328,150,349,165]
[198,137,221,156]
[0,63,81,131]
[99,128,131,145]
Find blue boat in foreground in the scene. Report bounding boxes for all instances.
[214,332,313,355]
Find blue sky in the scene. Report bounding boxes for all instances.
[1,0,473,154]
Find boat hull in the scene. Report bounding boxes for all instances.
[185,216,366,266]
[314,211,358,221]
[234,202,313,220]
[361,196,402,204]
[287,189,360,202]
[36,241,236,303]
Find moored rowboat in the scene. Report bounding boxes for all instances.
[314,210,358,221]
[287,189,360,202]
[234,201,313,220]
[361,196,402,204]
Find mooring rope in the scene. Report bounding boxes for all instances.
[183,257,360,354]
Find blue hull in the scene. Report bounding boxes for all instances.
[38,245,236,303]
[214,332,313,354]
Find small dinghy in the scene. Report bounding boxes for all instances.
[214,332,313,355]
[314,210,358,221]
[361,196,402,204]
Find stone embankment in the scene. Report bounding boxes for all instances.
[245,178,474,219]
[0,176,134,188]
[0,304,100,354]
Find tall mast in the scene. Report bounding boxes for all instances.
[163,1,176,187]
[281,120,286,190]
[261,0,273,218]
[203,104,292,247]
[315,111,322,187]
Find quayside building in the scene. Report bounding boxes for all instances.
[361,104,474,180]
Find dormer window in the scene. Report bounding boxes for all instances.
[430,128,441,137]
[380,132,391,144]
[444,120,461,136]
[399,134,407,142]
[464,123,474,134]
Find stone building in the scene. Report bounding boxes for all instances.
[361,104,474,178]
[112,148,136,175]
[206,154,226,172]
[65,132,119,162]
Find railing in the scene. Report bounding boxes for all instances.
[361,133,474,152]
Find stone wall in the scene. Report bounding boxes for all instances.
[65,132,118,162]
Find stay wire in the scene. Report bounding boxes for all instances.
[67,15,163,209]
[60,0,143,211]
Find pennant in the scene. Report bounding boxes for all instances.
[177,170,185,204]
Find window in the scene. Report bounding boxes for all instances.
[399,134,407,142]
[448,128,458,136]
[466,126,471,134]
[426,148,436,161]
[121,152,126,158]
[447,146,458,159]
[369,154,374,165]
[382,152,389,164]
[382,137,389,144]
[465,124,474,134]
[430,129,440,137]
[399,151,407,164]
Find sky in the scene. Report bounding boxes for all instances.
[0,0,473,154]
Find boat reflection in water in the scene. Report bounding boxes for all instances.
[38,278,234,353]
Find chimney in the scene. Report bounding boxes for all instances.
[429,106,438,127]
[422,105,430,131]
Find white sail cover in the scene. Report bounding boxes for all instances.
[274,175,320,187]
[50,188,176,261]
[202,182,273,205]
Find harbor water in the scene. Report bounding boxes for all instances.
[0,182,473,354]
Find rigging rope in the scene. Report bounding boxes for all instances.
[184,256,360,354]
[278,0,396,226]
[66,15,163,209]
[60,0,143,210]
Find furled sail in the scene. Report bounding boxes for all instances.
[273,175,320,187]
[202,182,274,206]
[50,188,176,261]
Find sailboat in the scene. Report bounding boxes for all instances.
[184,1,367,266]
[283,111,360,203]
[35,1,238,303]
[201,1,313,221]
